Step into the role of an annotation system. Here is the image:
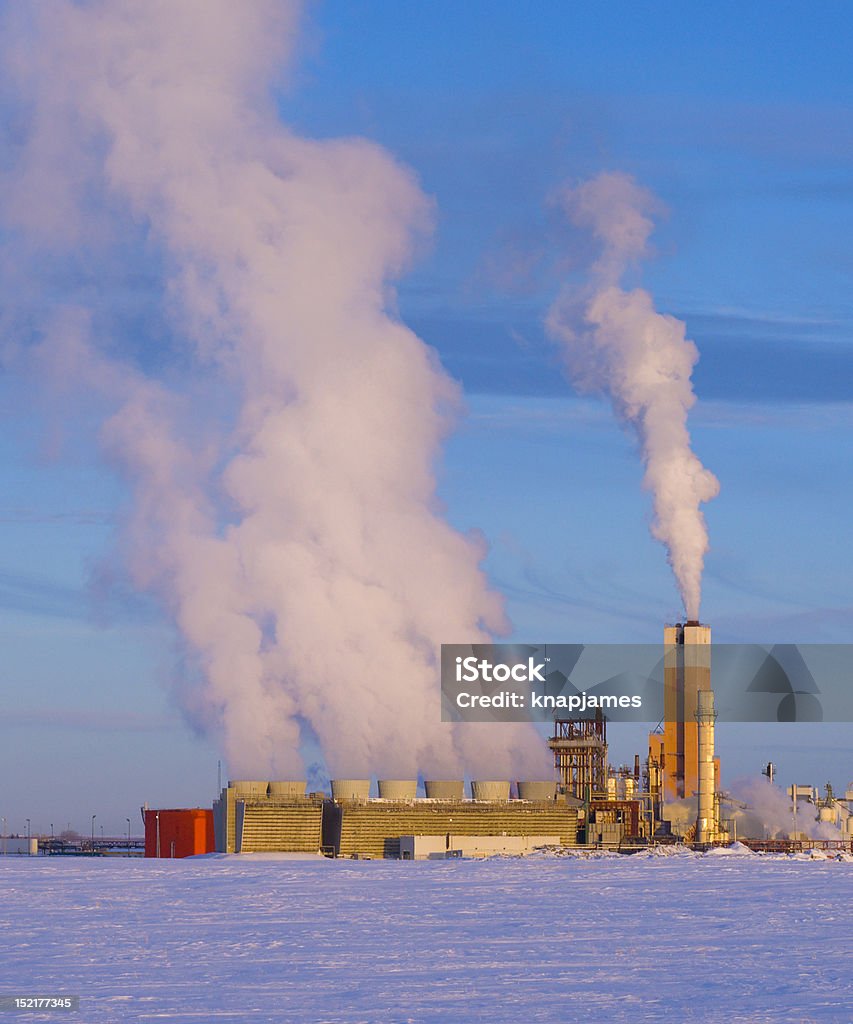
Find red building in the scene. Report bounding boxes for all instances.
[143,808,215,858]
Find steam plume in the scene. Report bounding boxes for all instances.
[546,172,719,619]
[1,2,546,779]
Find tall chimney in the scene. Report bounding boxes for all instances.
[696,689,717,843]
[654,622,711,800]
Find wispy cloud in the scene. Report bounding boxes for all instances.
[3,707,179,731]
[0,568,87,620]
[0,508,113,525]
[410,304,853,404]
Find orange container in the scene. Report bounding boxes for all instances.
[143,808,214,858]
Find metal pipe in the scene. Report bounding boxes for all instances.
[696,689,717,843]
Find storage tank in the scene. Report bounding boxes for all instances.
[330,779,371,802]
[424,780,464,800]
[378,780,417,800]
[471,780,510,802]
[516,781,557,801]
[268,781,306,799]
[230,780,269,799]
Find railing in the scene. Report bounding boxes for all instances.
[736,838,853,854]
[39,838,144,856]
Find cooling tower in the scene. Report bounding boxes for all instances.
[471,780,510,802]
[230,780,269,799]
[330,779,371,802]
[268,781,306,799]
[424,780,464,800]
[377,780,418,800]
[516,781,557,801]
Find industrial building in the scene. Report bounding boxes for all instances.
[145,621,741,858]
[0,837,39,855]
[212,779,579,858]
[212,781,323,855]
[787,783,853,839]
[201,622,724,857]
[143,808,215,858]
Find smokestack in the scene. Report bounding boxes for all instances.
[696,689,717,844]
[652,622,711,801]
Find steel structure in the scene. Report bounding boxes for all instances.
[548,711,608,800]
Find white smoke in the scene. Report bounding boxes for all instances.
[546,172,719,619]
[729,778,844,841]
[1,1,548,780]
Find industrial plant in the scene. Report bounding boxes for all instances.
[134,622,853,860]
[4,623,849,860]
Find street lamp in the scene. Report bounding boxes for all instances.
[50,824,54,839]
[26,819,30,839]
[2,817,6,856]
[126,818,131,842]
[91,814,96,847]
[100,825,104,840]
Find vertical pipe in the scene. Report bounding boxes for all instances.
[696,690,716,843]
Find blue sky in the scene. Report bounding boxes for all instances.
[1,1,852,833]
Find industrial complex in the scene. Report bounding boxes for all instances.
[5,623,850,860]
[133,622,851,860]
[191,622,718,858]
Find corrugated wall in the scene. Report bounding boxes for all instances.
[331,801,579,859]
[236,800,324,853]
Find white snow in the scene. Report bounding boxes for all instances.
[1,853,851,1023]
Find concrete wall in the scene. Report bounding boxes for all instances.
[0,837,38,855]
[400,834,559,859]
[213,787,237,853]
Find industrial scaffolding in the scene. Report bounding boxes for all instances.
[548,712,608,800]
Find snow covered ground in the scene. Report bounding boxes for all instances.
[1,849,851,1023]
